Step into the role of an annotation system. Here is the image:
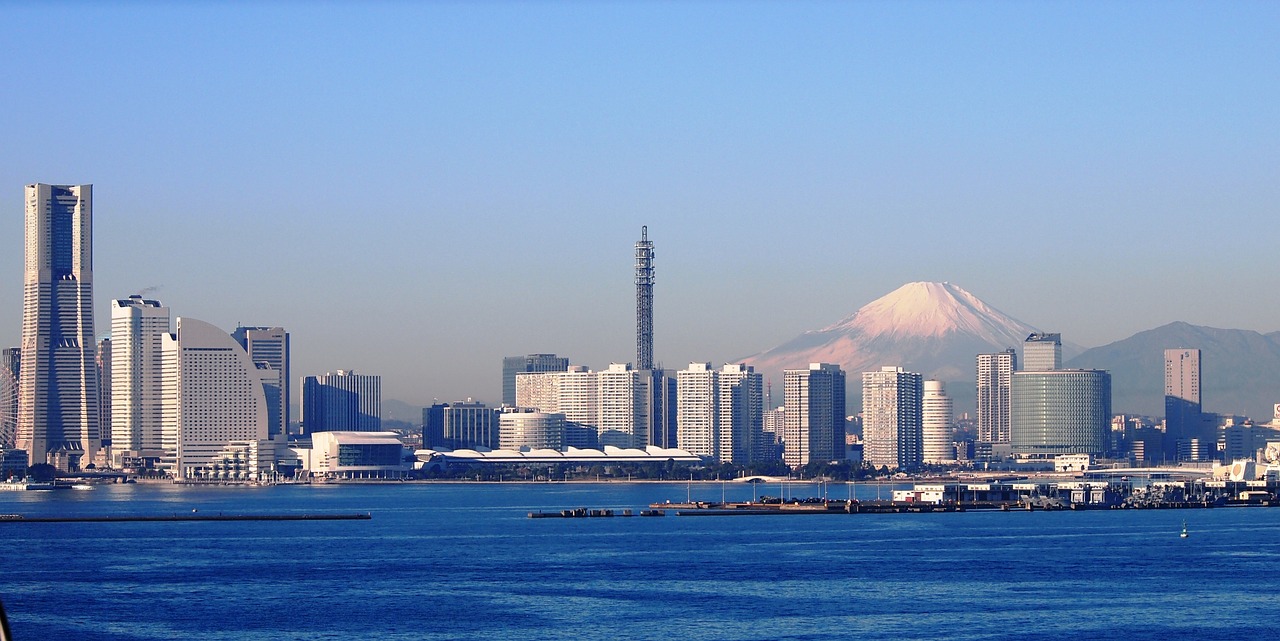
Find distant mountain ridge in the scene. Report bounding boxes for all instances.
[743,282,1078,395]
[1065,321,1280,420]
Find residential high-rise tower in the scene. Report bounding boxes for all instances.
[976,348,1017,443]
[862,366,923,470]
[783,363,846,467]
[18,184,100,470]
[1164,348,1204,461]
[110,296,171,467]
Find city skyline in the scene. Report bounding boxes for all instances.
[3,3,1277,405]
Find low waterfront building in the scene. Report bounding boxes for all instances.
[498,408,565,450]
[309,431,407,479]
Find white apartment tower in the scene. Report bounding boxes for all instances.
[921,380,954,463]
[976,348,1017,443]
[517,366,598,448]
[676,363,718,458]
[110,296,171,467]
[862,366,923,470]
[597,363,646,448]
[18,184,101,470]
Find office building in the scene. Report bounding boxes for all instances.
[96,338,111,457]
[922,380,954,463]
[1164,348,1206,462]
[18,184,101,470]
[498,409,565,450]
[232,326,290,438]
[423,401,498,450]
[0,348,18,451]
[862,367,923,470]
[501,353,569,406]
[301,370,381,434]
[110,296,171,467]
[163,317,274,480]
[976,348,1017,444]
[1022,333,1062,371]
[1010,369,1111,456]
[718,363,762,464]
[760,405,786,462]
[783,363,846,467]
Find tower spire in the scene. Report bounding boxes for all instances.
[635,226,654,370]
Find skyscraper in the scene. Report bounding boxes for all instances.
[163,317,273,480]
[862,366,923,470]
[976,348,1017,443]
[301,370,382,434]
[783,363,846,467]
[232,326,290,438]
[110,296,171,467]
[1022,333,1062,371]
[501,353,569,406]
[18,184,100,470]
[921,380,954,463]
[635,226,654,371]
[1164,348,1204,461]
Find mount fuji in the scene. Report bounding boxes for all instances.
[743,282,1075,397]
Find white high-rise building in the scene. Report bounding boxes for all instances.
[862,366,923,470]
[718,364,762,464]
[163,317,273,480]
[110,296,171,467]
[597,363,645,448]
[676,363,718,458]
[783,363,846,467]
[921,380,954,463]
[976,348,1017,443]
[18,184,101,470]
[517,366,599,448]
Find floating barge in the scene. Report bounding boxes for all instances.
[0,513,372,523]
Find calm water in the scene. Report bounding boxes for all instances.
[2,481,1278,640]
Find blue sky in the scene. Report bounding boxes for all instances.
[2,2,1277,405]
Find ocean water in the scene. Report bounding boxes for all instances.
[2,481,1279,640]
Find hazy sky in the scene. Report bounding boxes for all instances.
[2,2,1277,406]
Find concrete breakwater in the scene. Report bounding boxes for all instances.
[0,513,372,523]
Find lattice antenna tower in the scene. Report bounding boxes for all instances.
[635,226,655,371]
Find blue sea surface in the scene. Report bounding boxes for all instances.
[1,481,1278,640]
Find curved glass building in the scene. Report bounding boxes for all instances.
[1011,369,1111,456]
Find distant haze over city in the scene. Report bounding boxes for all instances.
[3,3,1277,407]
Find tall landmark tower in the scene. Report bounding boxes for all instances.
[18,184,101,470]
[635,226,654,370]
